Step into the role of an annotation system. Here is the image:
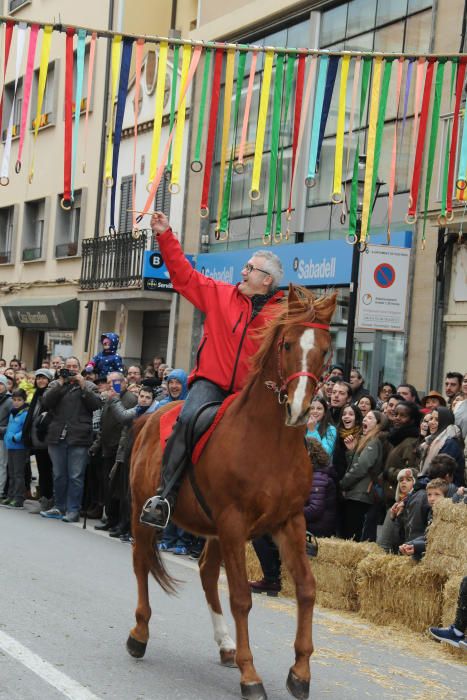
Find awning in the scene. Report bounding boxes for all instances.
[1,297,79,330]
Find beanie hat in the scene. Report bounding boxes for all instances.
[0,375,8,388]
[34,368,54,382]
[395,467,417,501]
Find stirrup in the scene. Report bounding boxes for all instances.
[140,495,171,529]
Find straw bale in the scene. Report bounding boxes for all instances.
[442,574,464,626]
[357,553,447,633]
[424,500,467,577]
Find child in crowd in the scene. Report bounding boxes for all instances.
[377,467,417,553]
[399,478,448,559]
[85,333,124,376]
[429,576,467,649]
[1,389,29,507]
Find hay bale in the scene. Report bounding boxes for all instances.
[424,500,467,578]
[357,553,447,633]
[442,574,464,626]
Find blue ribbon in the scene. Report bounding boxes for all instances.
[110,37,133,232]
[306,55,329,183]
[316,56,339,171]
[71,29,87,199]
[457,92,467,185]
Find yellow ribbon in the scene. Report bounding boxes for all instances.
[250,49,274,200]
[332,54,351,203]
[216,48,235,226]
[170,44,191,193]
[28,25,53,183]
[360,56,382,242]
[104,35,122,186]
[148,41,168,187]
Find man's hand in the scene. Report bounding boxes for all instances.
[70,373,85,389]
[150,211,170,235]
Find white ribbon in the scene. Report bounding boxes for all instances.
[0,23,27,184]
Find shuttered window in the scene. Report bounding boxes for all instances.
[119,175,133,234]
[154,169,171,218]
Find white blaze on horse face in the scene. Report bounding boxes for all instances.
[208,606,236,652]
[288,329,315,425]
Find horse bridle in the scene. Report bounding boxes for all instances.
[265,322,332,405]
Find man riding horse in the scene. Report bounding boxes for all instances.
[140,212,284,529]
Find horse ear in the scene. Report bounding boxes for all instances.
[287,284,307,315]
[320,291,338,323]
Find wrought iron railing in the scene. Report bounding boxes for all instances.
[79,231,151,290]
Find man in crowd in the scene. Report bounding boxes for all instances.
[397,383,420,404]
[51,356,65,375]
[9,358,21,371]
[126,365,143,385]
[350,368,369,405]
[329,381,351,426]
[445,371,463,406]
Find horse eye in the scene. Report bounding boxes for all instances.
[284,342,291,351]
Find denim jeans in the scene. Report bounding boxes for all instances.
[48,443,89,513]
[179,379,229,425]
[0,440,7,496]
[7,449,29,504]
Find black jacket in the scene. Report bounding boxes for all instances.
[42,380,102,446]
[0,392,13,439]
[91,390,137,458]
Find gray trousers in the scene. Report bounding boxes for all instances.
[0,440,7,496]
[7,449,29,504]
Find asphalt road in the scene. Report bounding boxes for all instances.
[0,506,465,700]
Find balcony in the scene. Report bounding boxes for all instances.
[80,231,152,290]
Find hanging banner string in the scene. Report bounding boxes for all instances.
[137,45,202,221]
[82,31,96,173]
[109,37,133,232]
[305,55,329,186]
[166,45,180,178]
[200,48,223,217]
[147,40,168,187]
[0,21,14,134]
[217,50,247,237]
[264,53,285,239]
[406,59,435,223]
[15,23,39,173]
[215,47,235,225]
[341,55,361,222]
[235,50,257,173]
[348,57,371,239]
[439,60,457,223]
[286,54,306,217]
[274,51,297,240]
[0,23,27,186]
[131,39,144,232]
[421,59,446,242]
[104,34,122,187]
[61,28,75,209]
[71,28,87,197]
[191,47,212,172]
[315,56,339,174]
[448,59,467,211]
[455,62,467,191]
[332,53,350,203]
[387,58,404,241]
[359,55,383,243]
[369,58,394,217]
[410,57,426,172]
[400,58,414,147]
[28,24,53,183]
[250,49,274,200]
[170,44,191,193]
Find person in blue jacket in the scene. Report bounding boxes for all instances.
[2,389,29,507]
[146,368,188,414]
[85,333,124,377]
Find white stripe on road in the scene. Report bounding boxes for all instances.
[0,629,102,700]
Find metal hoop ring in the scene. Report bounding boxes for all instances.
[215,228,228,242]
[200,207,210,219]
[456,178,467,191]
[190,160,203,173]
[305,176,316,188]
[0,176,10,186]
[249,189,260,201]
[358,241,368,253]
[168,182,180,195]
[345,232,358,245]
[15,161,21,174]
[234,161,245,174]
[405,213,417,224]
[146,181,153,193]
[262,233,271,246]
[437,214,448,226]
[285,228,290,240]
[331,192,343,204]
[446,211,455,222]
[60,197,72,211]
[340,212,346,225]
[273,231,283,243]
[104,176,113,188]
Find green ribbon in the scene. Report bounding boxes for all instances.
[166,45,180,176]
[349,58,371,238]
[264,54,285,238]
[441,60,457,218]
[191,47,212,170]
[218,51,247,235]
[275,52,297,238]
[422,59,446,240]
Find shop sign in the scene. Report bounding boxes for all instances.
[356,245,411,332]
[1,297,79,330]
[142,250,195,291]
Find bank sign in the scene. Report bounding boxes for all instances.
[142,250,195,291]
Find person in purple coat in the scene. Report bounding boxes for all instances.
[303,438,337,537]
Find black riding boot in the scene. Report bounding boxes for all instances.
[140,420,189,529]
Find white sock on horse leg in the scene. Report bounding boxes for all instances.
[208,606,236,651]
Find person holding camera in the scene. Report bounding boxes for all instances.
[39,356,101,522]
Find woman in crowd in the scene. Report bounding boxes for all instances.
[340,410,389,541]
[304,437,337,538]
[305,397,337,457]
[357,394,376,417]
[376,382,397,410]
[383,400,421,507]
[418,407,465,486]
[333,404,363,482]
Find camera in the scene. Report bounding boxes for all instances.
[59,368,76,381]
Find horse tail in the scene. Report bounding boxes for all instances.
[148,533,180,595]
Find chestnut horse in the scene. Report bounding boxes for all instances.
[127,286,337,700]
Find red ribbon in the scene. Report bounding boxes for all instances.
[200,48,223,216]
[408,59,435,218]
[287,54,305,214]
[62,28,75,208]
[0,21,14,133]
[447,59,467,216]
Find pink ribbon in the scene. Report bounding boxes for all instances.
[235,51,258,171]
[16,24,39,172]
[387,57,404,241]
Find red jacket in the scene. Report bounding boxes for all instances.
[157,228,284,392]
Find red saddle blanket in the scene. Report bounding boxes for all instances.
[159,393,238,465]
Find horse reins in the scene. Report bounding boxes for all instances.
[265,321,332,404]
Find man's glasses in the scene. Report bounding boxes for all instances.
[242,263,271,276]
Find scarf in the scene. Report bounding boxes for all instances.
[250,290,275,319]
[388,423,419,447]
[338,424,362,441]
[420,424,461,475]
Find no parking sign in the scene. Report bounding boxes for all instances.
[356,245,411,332]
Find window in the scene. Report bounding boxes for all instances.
[8,0,31,12]
[55,190,83,258]
[1,78,22,141]
[119,176,133,234]
[0,206,15,264]
[23,198,47,261]
[73,45,93,117]
[154,169,172,218]
[30,62,56,130]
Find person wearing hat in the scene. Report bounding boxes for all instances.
[22,369,56,513]
[329,363,344,379]
[377,467,417,553]
[0,375,12,499]
[421,391,447,411]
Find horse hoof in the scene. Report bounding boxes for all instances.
[126,635,147,658]
[220,648,237,667]
[286,669,310,699]
[240,681,268,700]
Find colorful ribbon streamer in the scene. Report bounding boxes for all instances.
[28,24,53,183]
[439,60,457,223]
[1,23,27,186]
[348,57,371,238]
[387,58,404,240]
[235,50,258,173]
[369,58,394,218]
[109,37,133,232]
[341,55,361,221]
[166,45,180,177]
[71,28,87,197]
[448,59,467,211]
[215,48,236,226]
[316,57,339,172]
[170,44,191,193]
[200,48,223,216]
[147,40,168,187]
[264,54,285,238]
[15,23,39,173]
[400,58,414,148]
[104,35,122,187]
[422,59,445,240]
[306,55,329,186]
[0,21,14,135]
[410,58,426,172]
[82,31,97,174]
[274,51,296,238]
[62,28,75,208]
[332,54,351,203]
[286,54,306,216]
[359,55,383,243]
[131,39,144,231]
[250,49,274,200]
[191,47,212,172]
